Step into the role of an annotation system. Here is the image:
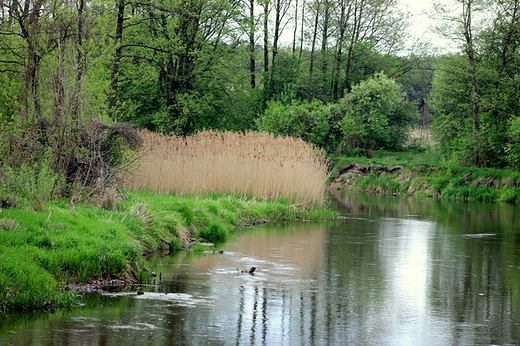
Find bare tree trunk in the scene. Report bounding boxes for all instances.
[108,0,125,116]
[72,0,85,120]
[263,0,269,73]
[249,0,256,88]
[20,0,45,129]
[343,0,363,94]
[271,0,290,91]
[298,0,305,60]
[292,0,298,53]
[320,0,330,75]
[307,0,321,101]
[29,45,41,126]
[462,0,480,164]
[332,0,351,100]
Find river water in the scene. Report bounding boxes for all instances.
[1,192,520,345]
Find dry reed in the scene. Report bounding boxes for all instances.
[125,130,329,207]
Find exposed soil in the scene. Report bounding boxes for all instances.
[330,162,404,190]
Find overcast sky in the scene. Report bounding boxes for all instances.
[399,0,457,52]
[277,0,458,53]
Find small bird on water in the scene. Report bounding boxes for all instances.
[237,267,257,274]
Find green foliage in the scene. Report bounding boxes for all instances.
[499,188,520,204]
[340,72,418,151]
[256,99,344,152]
[0,149,60,211]
[266,51,301,100]
[197,222,228,243]
[505,117,520,168]
[113,64,164,130]
[429,54,479,165]
[428,0,520,169]
[0,74,21,126]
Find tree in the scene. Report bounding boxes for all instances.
[340,72,417,151]
[429,0,520,167]
[112,0,249,135]
[247,0,256,88]
[301,0,409,102]
[0,0,139,205]
[269,0,291,94]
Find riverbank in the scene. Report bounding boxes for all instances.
[0,190,339,312]
[330,157,520,203]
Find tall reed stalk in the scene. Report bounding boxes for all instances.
[125,130,329,206]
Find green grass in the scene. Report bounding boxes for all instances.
[331,148,441,170]
[0,190,339,312]
[332,151,520,203]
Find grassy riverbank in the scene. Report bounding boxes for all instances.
[0,190,338,312]
[0,130,334,312]
[331,151,520,203]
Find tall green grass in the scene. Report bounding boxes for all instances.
[0,190,338,312]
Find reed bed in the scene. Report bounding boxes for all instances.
[125,130,329,207]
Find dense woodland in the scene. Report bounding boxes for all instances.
[0,0,520,206]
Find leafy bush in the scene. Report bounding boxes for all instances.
[340,72,418,151]
[506,116,520,168]
[256,99,344,153]
[499,188,520,203]
[0,148,59,211]
[198,222,228,243]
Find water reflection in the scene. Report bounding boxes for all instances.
[1,192,520,345]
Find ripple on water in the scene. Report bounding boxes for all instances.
[102,291,213,307]
[461,233,497,238]
[109,322,158,331]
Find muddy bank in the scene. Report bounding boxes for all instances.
[330,162,404,190]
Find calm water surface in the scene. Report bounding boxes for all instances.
[1,192,520,345]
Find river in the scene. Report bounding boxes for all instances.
[1,192,520,345]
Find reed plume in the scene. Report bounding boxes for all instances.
[125,130,329,207]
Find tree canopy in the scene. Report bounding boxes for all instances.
[1,0,520,206]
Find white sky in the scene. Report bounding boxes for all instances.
[399,0,458,52]
[277,0,459,53]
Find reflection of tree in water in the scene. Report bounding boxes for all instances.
[429,229,519,343]
[332,191,520,344]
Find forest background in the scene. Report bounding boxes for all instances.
[1,0,520,207]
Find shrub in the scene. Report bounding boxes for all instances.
[340,72,418,151]
[499,188,520,203]
[0,148,59,211]
[256,100,344,153]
